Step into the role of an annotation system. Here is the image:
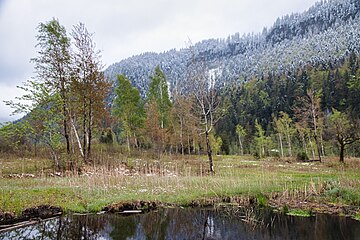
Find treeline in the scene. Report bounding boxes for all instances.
[0,19,111,170]
[0,17,222,172]
[1,19,360,172]
[110,63,222,173]
[216,52,360,161]
[108,52,360,164]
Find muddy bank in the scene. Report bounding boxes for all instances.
[197,195,359,217]
[0,205,62,228]
[102,200,159,213]
[189,196,256,207]
[2,194,359,230]
[192,195,358,217]
[269,195,359,216]
[93,193,360,218]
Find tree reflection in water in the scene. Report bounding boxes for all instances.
[1,207,360,239]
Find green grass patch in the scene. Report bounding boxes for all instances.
[0,154,359,219]
[286,209,313,217]
[324,181,360,205]
[256,193,268,207]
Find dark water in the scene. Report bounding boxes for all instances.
[1,207,360,240]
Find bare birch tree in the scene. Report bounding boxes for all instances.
[235,124,246,156]
[294,89,323,162]
[273,111,295,158]
[71,23,111,163]
[187,46,224,173]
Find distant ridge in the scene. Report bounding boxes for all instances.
[104,0,360,96]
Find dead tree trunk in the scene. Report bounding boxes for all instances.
[339,143,345,163]
[238,135,244,156]
[205,131,214,173]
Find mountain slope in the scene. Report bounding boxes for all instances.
[104,0,360,96]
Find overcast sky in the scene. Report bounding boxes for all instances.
[0,0,319,123]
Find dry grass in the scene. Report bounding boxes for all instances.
[0,152,359,216]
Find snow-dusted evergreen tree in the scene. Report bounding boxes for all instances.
[105,0,360,97]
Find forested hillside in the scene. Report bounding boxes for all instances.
[216,52,359,156]
[103,0,360,160]
[105,0,360,96]
[1,0,359,167]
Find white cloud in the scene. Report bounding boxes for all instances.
[0,83,26,123]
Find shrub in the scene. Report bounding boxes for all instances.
[296,152,309,161]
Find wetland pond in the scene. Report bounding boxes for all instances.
[1,207,359,240]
